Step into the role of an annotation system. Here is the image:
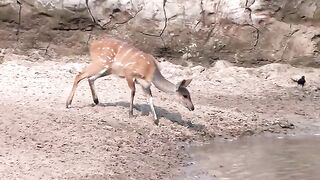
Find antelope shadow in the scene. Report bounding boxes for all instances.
[75,101,206,133]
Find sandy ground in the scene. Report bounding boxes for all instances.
[0,52,320,179]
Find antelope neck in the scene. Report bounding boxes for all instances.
[152,68,176,94]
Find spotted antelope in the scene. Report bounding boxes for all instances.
[66,36,194,124]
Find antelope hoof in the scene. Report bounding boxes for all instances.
[93,98,99,105]
[153,118,159,126]
[129,112,136,118]
[66,103,71,108]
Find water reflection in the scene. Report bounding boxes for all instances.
[184,135,320,180]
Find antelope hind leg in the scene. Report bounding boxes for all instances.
[66,72,90,108]
[88,69,110,105]
[126,77,136,118]
[66,64,106,108]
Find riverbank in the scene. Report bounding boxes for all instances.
[0,52,319,179]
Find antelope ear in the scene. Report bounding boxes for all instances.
[176,79,193,91]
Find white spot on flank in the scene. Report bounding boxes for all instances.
[131,52,140,58]
[125,62,136,67]
[120,48,133,59]
[147,61,150,64]
[113,61,123,67]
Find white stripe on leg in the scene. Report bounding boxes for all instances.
[149,97,157,120]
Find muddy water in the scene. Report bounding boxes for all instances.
[183,135,320,180]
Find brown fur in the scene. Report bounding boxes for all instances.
[66,36,194,124]
[89,37,156,82]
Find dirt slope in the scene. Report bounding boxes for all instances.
[0,54,320,179]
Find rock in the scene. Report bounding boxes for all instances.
[213,60,233,70]
[192,65,205,72]
[182,53,191,60]
[0,0,319,66]
[0,56,4,64]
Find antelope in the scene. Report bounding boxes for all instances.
[66,36,194,124]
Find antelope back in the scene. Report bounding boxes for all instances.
[89,37,157,81]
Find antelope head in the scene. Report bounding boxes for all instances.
[175,79,194,111]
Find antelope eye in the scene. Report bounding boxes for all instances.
[183,95,188,98]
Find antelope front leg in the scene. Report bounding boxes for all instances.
[150,99,158,122]
[146,88,159,125]
[136,79,159,125]
[88,79,99,105]
[142,86,159,125]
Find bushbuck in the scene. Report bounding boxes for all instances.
[66,36,194,124]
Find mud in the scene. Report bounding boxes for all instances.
[0,51,320,179]
[182,135,320,180]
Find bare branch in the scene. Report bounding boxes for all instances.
[140,31,161,37]
[16,0,22,38]
[204,0,222,44]
[280,28,299,60]
[85,0,106,30]
[200,0,205,26]
[115,8,142,25]
[242,0,259,48]
[44,41,51,56]
[86,29,93,46]
[159,0,168,37]
[252,25,259,47]
[204,24,217,44]
[245,0,255,7]
[139,0,168,38]
[193,20,201,29]
[85,0,96,23]
[240,24,260,49]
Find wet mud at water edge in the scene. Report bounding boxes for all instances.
[182,135,320,180]
[0,53,320,179]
